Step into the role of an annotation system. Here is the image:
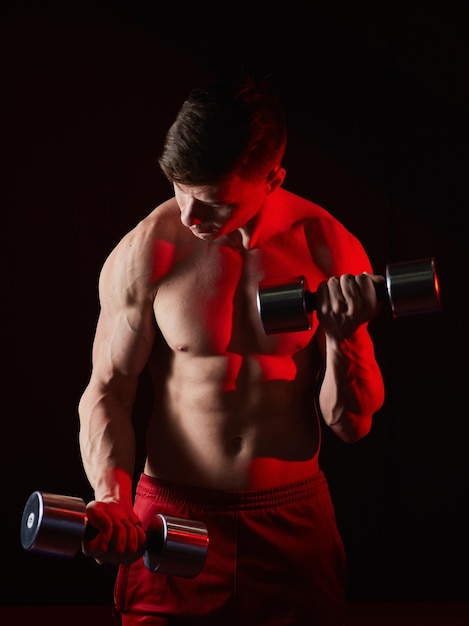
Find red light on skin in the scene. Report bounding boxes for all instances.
[220,354,298,392]
[152,239,178,282]
[253,354,298,382]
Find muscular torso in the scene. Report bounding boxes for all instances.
[134,189,365,489]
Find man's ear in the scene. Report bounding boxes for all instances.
[266,166,286,193]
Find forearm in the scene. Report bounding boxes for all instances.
[319,326,385,442]
[78,385,137,506]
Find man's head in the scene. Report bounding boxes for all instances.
[158,74,287,186]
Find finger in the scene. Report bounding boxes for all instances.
[327,276,348,314]
[315,280,330,315]
[339,274,360,300]
[356,273,382,312]
[119,519,144,555]
[82,505,113,556]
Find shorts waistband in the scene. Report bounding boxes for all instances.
[136,470,327,511]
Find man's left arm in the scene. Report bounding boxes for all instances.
[316,272,385,442]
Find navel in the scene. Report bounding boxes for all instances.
[231,436,244,453]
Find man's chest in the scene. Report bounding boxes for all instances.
[152,238,322,356]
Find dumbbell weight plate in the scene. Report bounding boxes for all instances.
[21,491,87,557]
[256,275,311,334]
[386,257,441,317]
[144,513,209,578]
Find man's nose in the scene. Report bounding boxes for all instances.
[180,200,203,227]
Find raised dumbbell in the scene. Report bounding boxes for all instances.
[257,257,441,334]
[20,491,209,578]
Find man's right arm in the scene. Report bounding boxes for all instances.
[78,232,156,564]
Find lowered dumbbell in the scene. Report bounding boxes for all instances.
[257,257,441,334]
[20,491,209,578]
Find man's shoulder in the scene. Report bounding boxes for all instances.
[276,187,331,215]
[101,198,180,274]
[275,188,346,231]
[142,196,180,226]
[121,197,182,244]
[276,189,370,272]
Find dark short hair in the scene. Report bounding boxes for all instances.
[158,75,287,185]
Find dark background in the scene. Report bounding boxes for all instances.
[2,0,467,607]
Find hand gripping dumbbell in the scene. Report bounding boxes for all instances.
[257,257,441,334]
[20,491,209,578]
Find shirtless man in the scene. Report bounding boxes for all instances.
[78,75,385,625]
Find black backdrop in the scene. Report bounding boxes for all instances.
[2,0,468,606]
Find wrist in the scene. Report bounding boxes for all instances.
[94,467,134,506]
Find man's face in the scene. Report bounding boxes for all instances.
[174,173,269,241]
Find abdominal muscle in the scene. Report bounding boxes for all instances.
[143,350,321,490]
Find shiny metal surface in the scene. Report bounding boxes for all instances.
[386,257,441,317]
[143,514,209,578]
[21,490,209,578]
[21,491,86,557]
[257,275,311,334]
[257,257,442,335]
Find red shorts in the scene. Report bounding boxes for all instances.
[114,471,347,625]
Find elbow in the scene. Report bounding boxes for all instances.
[328,412,374,443]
